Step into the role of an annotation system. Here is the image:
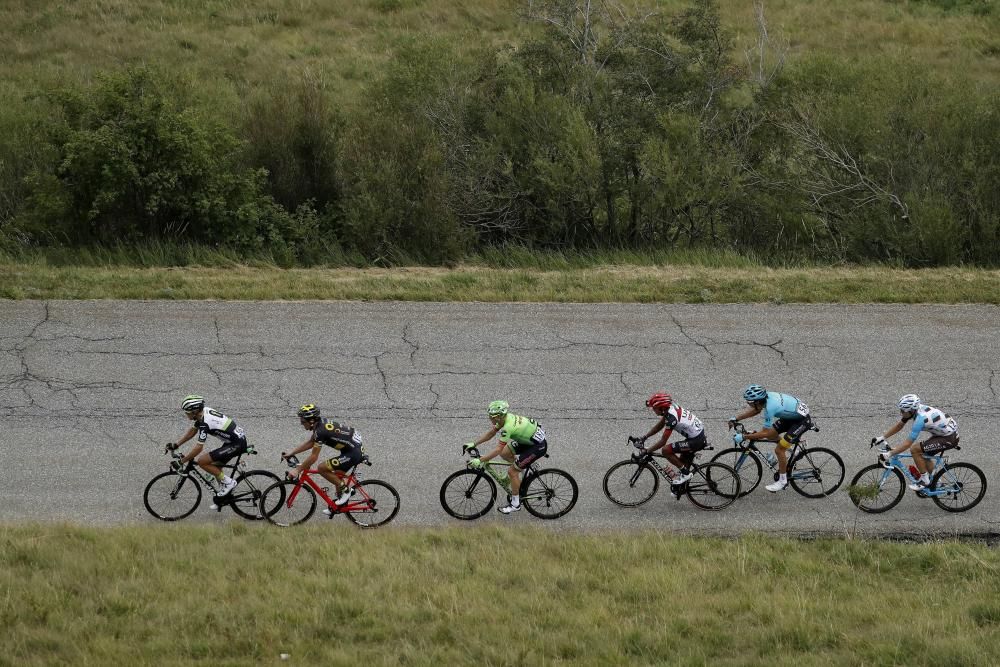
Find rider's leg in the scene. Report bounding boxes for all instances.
[775,441,788,475]
[501,448,519,496]
[317,460,345,493]
[195,451,223,479]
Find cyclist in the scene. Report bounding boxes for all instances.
[167,395,246,497]
[729,384,814,493]
[873,394,959,491]
[633,393,707,489]
[464,400,547,515]
[283,404,364,510]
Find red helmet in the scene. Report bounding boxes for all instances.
[646,393,673,410]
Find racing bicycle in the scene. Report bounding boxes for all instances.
[439,446,578,520]
[710,421,844,497]
[258,454,400,528]
[603,437,741,511]
[849,440,987,513]
[143,444,280,521]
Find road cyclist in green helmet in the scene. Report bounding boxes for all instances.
[464,400,548,515]
[166,395,248,499]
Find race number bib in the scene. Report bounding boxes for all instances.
[796,401,810,417]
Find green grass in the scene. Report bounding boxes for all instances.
[3,260,1000,302]
[2,524,1000,665]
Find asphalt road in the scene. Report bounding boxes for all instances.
[2,300,998,537]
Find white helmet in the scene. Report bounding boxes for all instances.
[897,394,921,413]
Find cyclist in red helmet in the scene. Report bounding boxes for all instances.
[633,393,707,487]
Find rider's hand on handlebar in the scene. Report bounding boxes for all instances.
[628,436,647,447]
[165,442,178,453]
[170,460,184,472]
[468,458,483,469]
[727,418,739,430]
[733,433,745,445]
[631,450,647,462]
[871,436,887,449]
[878,450,892,468]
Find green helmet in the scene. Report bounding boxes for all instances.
[181,395,205,412]
[487,400,509,417]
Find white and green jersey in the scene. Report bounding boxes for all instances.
[194,408,246,444]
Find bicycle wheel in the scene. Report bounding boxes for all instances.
[848,465,905,513]
[521,468,578,519]
[260,480,316,526]
[440,469,497,520]
[602,460,659,507]
[229,470,282,520]
[710,448,762,497]
[345,480,400,528]
[686,463,740,511]
[931,463,987,512]
[788,447,845,498]
[143,472,202,521]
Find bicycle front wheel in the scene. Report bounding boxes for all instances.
[848,465,905,513]
[686,463,740,511]
[931,463,987,512]
[143,472,202,521]
[440,469,497,520]
[230,470,282,520]
[522,468,578,519]
[602,460,659,507]
[345,480,400,528]
[260,480,316,526]
[710,448,762,497]
[788,447,844,497]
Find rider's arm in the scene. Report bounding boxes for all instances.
[887,418,922,455]
[882,421,905,440]
[641,418,666,441]
[176,427,200,463]
[479,441,507,463]
[644,427,674,455]
[745,427,777,443]
[733,405,762,421]
[470,425,500,448]
[290,442,321,479]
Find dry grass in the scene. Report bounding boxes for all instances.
[3,262,1000,302]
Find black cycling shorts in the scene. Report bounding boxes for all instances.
[771,417,813,446]
[209,439,248,464]
[514,440,548,471]
[921,433,959,455]
[324,447,364,472]
[666,432,708,454]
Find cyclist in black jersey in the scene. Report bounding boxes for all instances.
[283,404,365,509]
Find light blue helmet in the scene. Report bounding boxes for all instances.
[742,384,767,402]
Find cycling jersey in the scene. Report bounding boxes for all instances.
[903,405,957,441]
[761,392,809,428]
[498,413,542,451]
[194,408,246,444]
[662,405,704,439]
[313,418,363,454]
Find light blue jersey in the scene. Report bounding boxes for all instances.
[762,392,809,428]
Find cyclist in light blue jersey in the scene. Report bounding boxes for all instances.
[729,384,815,492]
[873,394,959,491]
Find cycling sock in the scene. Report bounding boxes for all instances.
[920,473,930,484]
[779,474,787,484]
[511,495,520,506]
[215,472,225,481]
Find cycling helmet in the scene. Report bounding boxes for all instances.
[743,384,767,402]
[487,400,509,417]
[897,394,921,413]
[181,395,205,412]
[297,404,321,421]
[646,393,673,410]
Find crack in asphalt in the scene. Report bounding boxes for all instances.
[669,314,715,366]
[990,370,998,401]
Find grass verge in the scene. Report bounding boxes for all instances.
[2,524,1000,665]
[3,262,1000,303]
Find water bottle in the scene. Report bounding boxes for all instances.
[665,467,677,481]
[908,465,920,479]
[765,452,778,467]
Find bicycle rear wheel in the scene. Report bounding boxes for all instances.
[230,470,281,520]
[440,469,496,520]
[602,460,659,507]
[848,465,905,513]
[710,448,762,497]
[931,463,987,512]
[345,480,400,528]
[522,468,578,519]
[686,463,740,510]
[260,480,317,526]
[788,447,844,497]
[143,472,201,521]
